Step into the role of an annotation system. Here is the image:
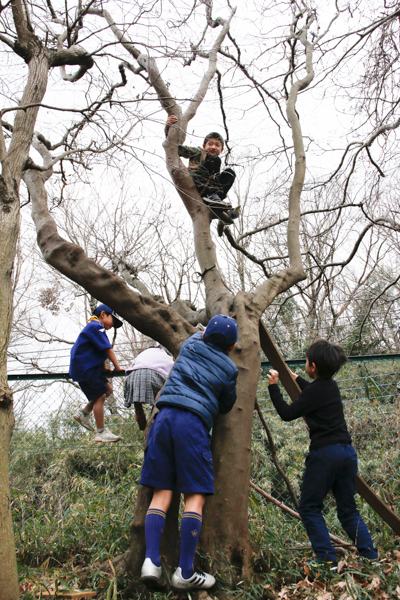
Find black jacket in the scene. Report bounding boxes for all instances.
[268,376,352,450]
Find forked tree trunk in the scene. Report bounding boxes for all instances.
[126,296,262,584]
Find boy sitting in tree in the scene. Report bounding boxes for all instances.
[267,340,378,573]
[70,303,124,443]
[165,115,239,226]
[140,314,239,591]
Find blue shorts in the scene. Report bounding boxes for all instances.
[140,407,214,495]
[79,374,109,401]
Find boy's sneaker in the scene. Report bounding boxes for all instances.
[94,428,122,443]
[73,410,95,432]
[229,206,240,219]
[171,567,216,590]
[203,195,232,209]
[141,558,162,585]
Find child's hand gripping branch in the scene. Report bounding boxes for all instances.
[267,369,279,385]
[166,114,178,126]
[267,368,298,386]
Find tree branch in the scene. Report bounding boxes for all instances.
[255,399,299,509]
[11,0,29,49]
[22,139,196,355]
[184,9,235,123]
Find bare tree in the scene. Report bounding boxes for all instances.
[3,1,400,595]
[19,0,317,584]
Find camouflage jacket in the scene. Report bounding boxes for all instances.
[177,145,208,175]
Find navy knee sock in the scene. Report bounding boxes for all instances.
[145,508,166,567]
[179,512,202,579]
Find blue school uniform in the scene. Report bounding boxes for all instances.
[140,331,238,494]
[69,318,112,400]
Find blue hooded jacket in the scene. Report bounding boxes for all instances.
[157,331,238,430]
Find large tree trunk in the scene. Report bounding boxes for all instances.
[0,39,50,597]
[200,297,261,580]
[125,295,263,585]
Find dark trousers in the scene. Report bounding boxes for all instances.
[298,443,378,562]
[191,155,236,200]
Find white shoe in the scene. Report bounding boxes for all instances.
[73,410,95,432]
[171,567,216,590]
[94,428,122,443]
[141,558,162,584]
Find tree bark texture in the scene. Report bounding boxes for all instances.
[0,38,50,600]
[23,160,196,358]
[200,297,261,580]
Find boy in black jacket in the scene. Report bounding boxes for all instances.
[267,339,378,570]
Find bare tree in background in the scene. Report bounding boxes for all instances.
[3,1,400,595]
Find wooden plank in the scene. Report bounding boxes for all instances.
[259,320,400,536]
[250,481,355,549]
[355,475,400,536]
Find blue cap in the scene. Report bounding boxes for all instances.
[93,303,123,329]
[204,314,238,346]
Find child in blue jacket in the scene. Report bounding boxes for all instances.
[140,314,239,592]
[70,304,123,443]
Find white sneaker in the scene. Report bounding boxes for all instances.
[73,410,95,432]
[94,428,122,443]
[171,567,216,590]
[141,558,162,584]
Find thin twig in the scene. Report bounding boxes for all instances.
[255,399,299,509]
[249,481,356,550]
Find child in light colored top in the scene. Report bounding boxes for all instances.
[124,346,174,430]
[70,303,123,443]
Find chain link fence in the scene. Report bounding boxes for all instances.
[8,356,400,567]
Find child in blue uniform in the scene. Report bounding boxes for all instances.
[140,314,239,591]
[70,303,123,443]
[267,340,378,571]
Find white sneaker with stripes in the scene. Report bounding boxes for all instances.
[94,428,122,443]
[171,567,216,590]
